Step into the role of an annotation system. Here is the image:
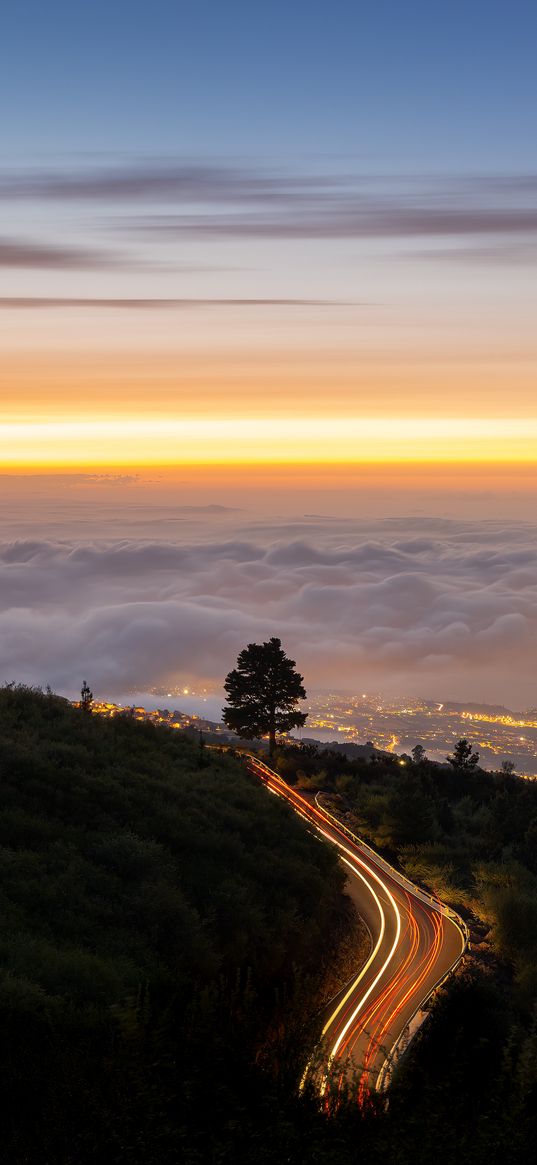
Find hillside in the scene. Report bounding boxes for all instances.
[3,686,536,1165]
[0,685,348,1163]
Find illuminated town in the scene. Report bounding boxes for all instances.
[302,691,537,777]
[84,687,537,778]
[84,699,227,737]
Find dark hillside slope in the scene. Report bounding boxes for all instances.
[0,686,345,1162]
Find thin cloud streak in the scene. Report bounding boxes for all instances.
[2,162,537,203]
[130,207,537,240]
[0,163,349,202]
[0,238,127,270]
[0,296,356,310]
[407,241,537,265]
[2,163,536,245]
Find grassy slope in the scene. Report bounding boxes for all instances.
[0,686,348,1162]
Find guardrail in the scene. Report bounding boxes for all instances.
[375,947,466,1092]
[314,793,470,945]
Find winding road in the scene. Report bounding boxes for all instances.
[247,755,468,1104]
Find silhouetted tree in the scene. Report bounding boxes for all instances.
[446,738,479,771]
[80,680,93,714]
[223,637,307,756]
[411,744,427,765]
[501,759,516,776]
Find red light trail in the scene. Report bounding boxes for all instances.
[247,755,467,1104]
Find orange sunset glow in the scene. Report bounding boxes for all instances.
[3,416,537,467]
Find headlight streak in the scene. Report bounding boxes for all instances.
[263,778,397,1098]
[246,755,466,1105]
[251,760,402,1089]
[321,855,385,1037]
[369,908,444,1096]
[320,852,401,1064]
[355,904,444,1105]
[351,904,420,1105]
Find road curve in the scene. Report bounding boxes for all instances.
[246,755,467,1105]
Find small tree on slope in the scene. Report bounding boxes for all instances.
[447,738,479,771]
[80,680,93,714]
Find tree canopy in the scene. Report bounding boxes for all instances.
[80,679,93,713]
[447,738,480,771]
[222,637,307,754]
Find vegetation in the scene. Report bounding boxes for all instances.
[446,737,480,770]
[2,686,536,1163]
[79,678,93,714]
[0,684,345,1163]
[222,637,307,754]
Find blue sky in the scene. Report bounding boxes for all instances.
[3,0,536,167]
[1,0,536,464]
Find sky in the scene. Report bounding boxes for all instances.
[1,1,536,709]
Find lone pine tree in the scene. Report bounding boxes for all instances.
[223,637,307,755]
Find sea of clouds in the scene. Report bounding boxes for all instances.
[1,512,536,710]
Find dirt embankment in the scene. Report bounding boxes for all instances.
[316,883,371,1011]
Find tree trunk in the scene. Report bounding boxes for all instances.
[269,703,276,757]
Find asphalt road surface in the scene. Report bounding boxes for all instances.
[247,755,466,1105]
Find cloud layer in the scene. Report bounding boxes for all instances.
[1,517,536,708]
[2,163,536,268]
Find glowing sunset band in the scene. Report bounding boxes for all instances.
[2,416,537,466]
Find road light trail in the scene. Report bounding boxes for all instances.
[246,755,467,1103]
[320,855,385,1038]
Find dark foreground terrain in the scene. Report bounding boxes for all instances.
[1,686,536,1163]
